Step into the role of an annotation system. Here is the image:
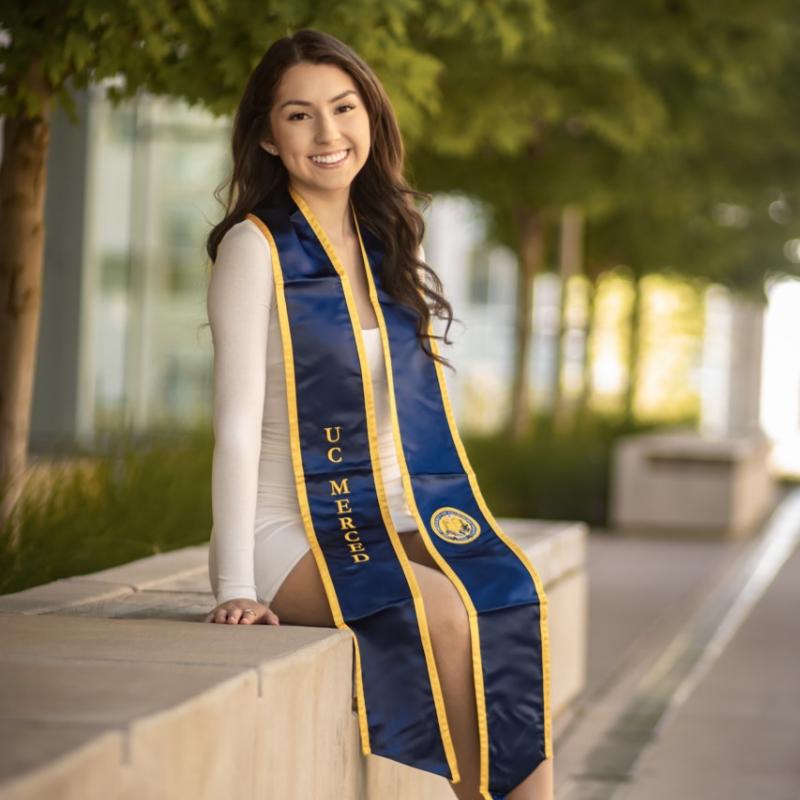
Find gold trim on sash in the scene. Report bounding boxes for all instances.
[347,215,492,797]
[353,218,553,795]
[250,186,462,784]
[285,187,460,782]
[247,188,551,795]
[245,211,373,754]
[426,335,554,763]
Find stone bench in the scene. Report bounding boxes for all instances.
[611,430,776,538]
[0,520,587,800]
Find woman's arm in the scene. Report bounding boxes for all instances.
[206,220,272,605]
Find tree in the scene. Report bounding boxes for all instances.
[407,2,799,437]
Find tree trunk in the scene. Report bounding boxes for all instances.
[508,206,545,440]
[0,83,52,544]
[550,274,566,424]
[623,273,643,425]
[575,274,599,427]
[553,205,583,432]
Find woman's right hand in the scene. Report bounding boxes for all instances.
[204,598,280,626]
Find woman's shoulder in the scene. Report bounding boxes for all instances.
[216,218,272,265]
[208,219,275,314]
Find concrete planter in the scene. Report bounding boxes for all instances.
[610,430,776,539]
[0,520,587,800]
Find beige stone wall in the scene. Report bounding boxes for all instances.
[0,521,587,799]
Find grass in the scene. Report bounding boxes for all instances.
[0,426,213,595]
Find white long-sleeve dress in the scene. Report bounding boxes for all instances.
[207,218,420,606]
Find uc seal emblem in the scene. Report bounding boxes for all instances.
[430,506,481,545]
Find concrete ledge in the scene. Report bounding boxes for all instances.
[611,430,777,539]
[0,519,588,800]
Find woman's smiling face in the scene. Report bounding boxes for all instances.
[264,62,371,197]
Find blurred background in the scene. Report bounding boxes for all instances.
[2,4,800,798]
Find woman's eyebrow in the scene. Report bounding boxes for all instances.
[279,89,357,110]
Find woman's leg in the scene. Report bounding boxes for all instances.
[399,538,482,799]
[506,758,554,800]
[272,538,481,797]
[398,529,554,800]
[270,532,552,800]
[269,548,335,627]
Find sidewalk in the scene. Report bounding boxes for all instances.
[555,487,800,800]
[621,527,800,799]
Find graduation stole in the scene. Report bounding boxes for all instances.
[246,183,552,800]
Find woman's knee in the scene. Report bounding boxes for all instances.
[410,562,470,647]
[270,545,470,641]
[398,528,440,571]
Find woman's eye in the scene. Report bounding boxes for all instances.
[287,104,355,121]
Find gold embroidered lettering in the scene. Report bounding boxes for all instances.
[335,498,351,514]
[324,425,342,443]
[329,477,350,496]
[323,425,370,565]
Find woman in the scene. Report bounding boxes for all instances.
[203,28,554,800]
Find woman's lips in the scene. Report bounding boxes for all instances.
[309,149,350,168]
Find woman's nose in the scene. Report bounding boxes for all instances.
[315,112,340,143]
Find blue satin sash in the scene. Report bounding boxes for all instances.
[246,183,552,799]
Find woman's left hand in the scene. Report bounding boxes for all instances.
[204,598,280,625]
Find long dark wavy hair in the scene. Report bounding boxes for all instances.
[206,28,457,368]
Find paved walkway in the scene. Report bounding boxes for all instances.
[555,488,800,800]
[621,540,800,800]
